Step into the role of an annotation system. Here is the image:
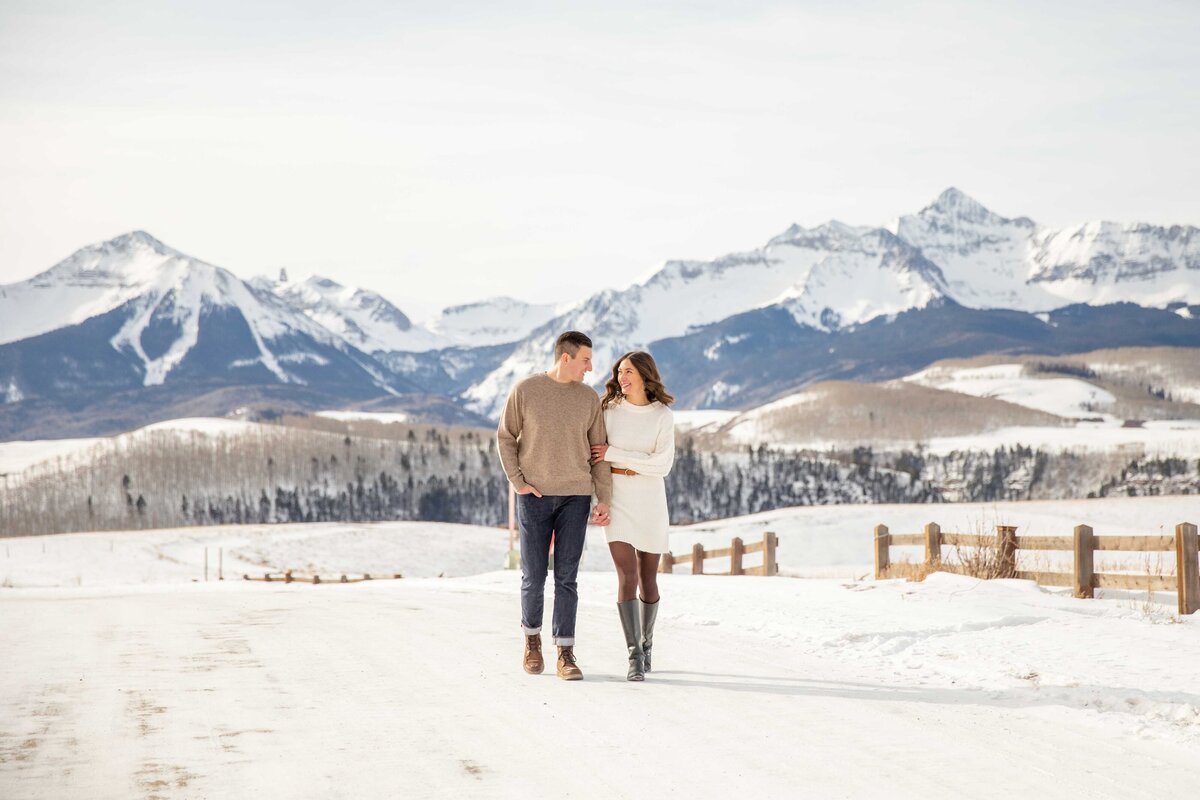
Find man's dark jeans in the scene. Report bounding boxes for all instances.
[517,493,590,646]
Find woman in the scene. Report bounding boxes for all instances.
[590,351,675,682]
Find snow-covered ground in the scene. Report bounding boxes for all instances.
[314,410,413,424]
[0,436,105,476]
[6,495,1191,589]
[3,497,1200,797]
[723,404,1200,457]
[921,417,1200,457]
[671,409,738,433]
[902,363,1117,418]
[0,418,264,479]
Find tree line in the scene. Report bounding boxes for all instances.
[1,422,1197,536]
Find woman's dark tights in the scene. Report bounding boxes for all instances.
[608,541,661,603]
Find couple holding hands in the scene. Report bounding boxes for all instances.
[496,331,675,682]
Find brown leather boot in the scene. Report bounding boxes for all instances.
[523,634,544,674]
[556,646,584,681]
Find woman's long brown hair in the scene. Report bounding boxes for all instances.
[602,351,675,409]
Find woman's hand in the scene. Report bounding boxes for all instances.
[590,443,609,464]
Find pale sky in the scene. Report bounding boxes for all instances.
[2,0,1198,321]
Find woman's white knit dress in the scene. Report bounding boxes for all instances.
[602,400,675,553]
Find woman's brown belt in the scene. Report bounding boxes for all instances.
[611,467,639,476]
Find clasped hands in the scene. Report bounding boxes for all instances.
[589,443,611,526]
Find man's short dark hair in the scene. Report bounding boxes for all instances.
[554,331,592,360]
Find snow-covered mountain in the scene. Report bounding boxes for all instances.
[892,188,1053,309]
[426,297,562,347]
[0,232,414,404]
[895,188,1200,311]
[4,187,1200,437]
[462,221,954,418]
[463,189,1200,418]
[1030,220,1200,306]
[0,231,188,346]
[258,275,453,354]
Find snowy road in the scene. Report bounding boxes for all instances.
[4,572,1199,799]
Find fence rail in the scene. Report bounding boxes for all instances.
[242,569,404,584]
[873,521,1200,614]
[662,532,779,576]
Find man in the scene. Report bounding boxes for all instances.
[496,331,613,681]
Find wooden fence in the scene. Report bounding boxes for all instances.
[873,521,1200,614]
[661,532,779,576]
[243,569,404,584]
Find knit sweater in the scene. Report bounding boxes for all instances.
[495,373,613,504]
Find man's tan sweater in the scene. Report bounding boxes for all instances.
[496,373,613,504]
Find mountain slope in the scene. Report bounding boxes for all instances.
[462,189,1200,418]
[462,221,953,418]
[0,233,423,412]
[1031,221,1200,305]
[0,231,187,346]
[647,301,1200,410]
[259,275,453,354]
[426,297,562,347]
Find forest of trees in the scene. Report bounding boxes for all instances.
[1,422,1197,536]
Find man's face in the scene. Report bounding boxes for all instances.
[562,346,593,382]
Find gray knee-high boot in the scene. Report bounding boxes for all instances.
[640,598,659,673]
[617,599,646,681]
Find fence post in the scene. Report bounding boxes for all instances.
[874,525,889,579]
[924,522,941,566]
[763,532,778,576]
[692,543,705,575]
[218,547,223,581]
[730,537,744,576]
[660,552,674,574]
[996,525,1017,579]
[1073,524,1094,599]
[1176,522,1199,615]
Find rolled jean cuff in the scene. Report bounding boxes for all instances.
[522,625,541,636]
[553,636,575,647]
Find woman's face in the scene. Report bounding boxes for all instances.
[617,358,645,397]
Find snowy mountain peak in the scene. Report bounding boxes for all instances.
[31,230,188,287]
[894,190,1051,310]
[774,227,949,330]
[0,231,209,345]
[922,187,1008,224]
[259,275,450,354]
[768,220,873,249]
[107,230,178,255]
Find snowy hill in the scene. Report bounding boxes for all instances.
[698,347,1200,454]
